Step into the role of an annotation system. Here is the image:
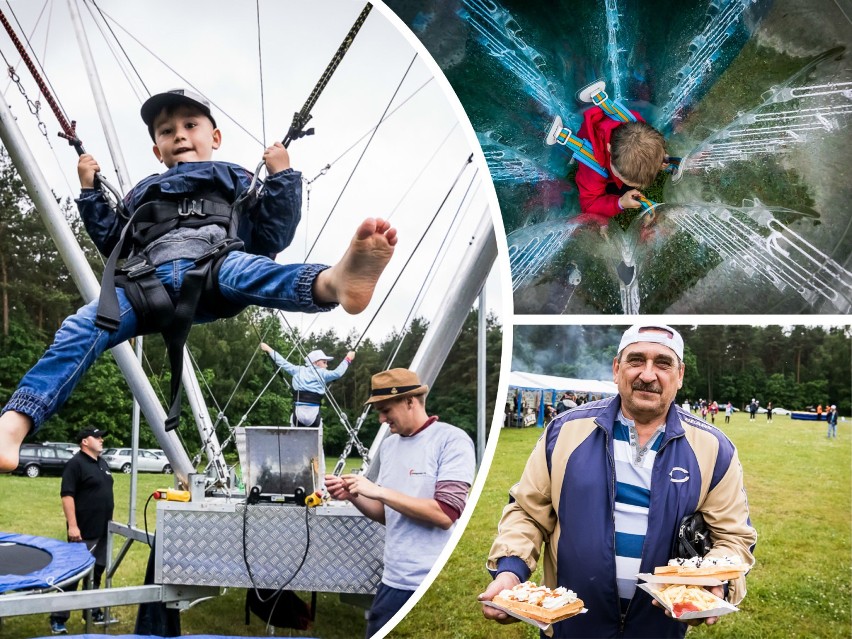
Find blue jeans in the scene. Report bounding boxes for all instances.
[828,421,837,438]
[365,582,414,638]
[3,253,330,432]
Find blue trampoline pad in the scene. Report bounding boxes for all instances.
[0,531,94,593]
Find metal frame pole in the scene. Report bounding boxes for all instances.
[477,288,486,467]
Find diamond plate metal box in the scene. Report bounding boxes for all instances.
[155,499,383,593]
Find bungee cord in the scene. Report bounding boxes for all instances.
[4,1,66,126]
[331,166,483,474]
[86,0,148,98]
[303,52,419,262]
[255,0,266,147]
[382,169,481,371]
[387,121,459,222]
[352,153,475,350]
[84,1,147,103]
[85,1,265,147]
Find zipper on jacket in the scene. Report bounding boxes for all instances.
[598,420,623,635]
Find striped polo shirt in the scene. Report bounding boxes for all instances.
[613,411,665,611]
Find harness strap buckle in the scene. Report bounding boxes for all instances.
[179,199,206,218]
[195,238,236,265]
[122,258,156,280]
[126,263,156,280]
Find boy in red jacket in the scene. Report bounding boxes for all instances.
[575,107,666,224]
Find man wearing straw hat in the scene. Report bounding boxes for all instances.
[325,368,475,638]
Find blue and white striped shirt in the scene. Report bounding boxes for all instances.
[613,411,665,611]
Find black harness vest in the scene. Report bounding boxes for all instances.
[95,192,252,431]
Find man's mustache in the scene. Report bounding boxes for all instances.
[632,380,662,394]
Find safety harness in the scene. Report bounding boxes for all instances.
[545,82,637,178]
[543,83,682,217]
[95,193,247,430]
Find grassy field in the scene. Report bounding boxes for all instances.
[2,416,850,638]
[388,413,852,639]
[0,460,368,639]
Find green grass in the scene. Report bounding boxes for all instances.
[3,418,850,638]
[388,413,852,639]
[0,460,367,638]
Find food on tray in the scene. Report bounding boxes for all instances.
[492,581,584,624]
[654,555,748,581]
[650,584,726,618]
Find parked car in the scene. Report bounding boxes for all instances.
[102,448,172,474]
[42,441,80,454]
[15,444,74,478]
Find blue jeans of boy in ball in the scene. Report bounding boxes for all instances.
[2,253,330,433]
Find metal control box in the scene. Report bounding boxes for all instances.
[235,425,324,499]
[155,499,384,593]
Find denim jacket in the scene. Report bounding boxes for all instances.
[76,161,302,259]
[267,349,350,398]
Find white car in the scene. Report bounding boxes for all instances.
[102,448,172,474]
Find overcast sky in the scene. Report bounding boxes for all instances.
[0,0,508,348]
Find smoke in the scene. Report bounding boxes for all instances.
[512,325,623,381]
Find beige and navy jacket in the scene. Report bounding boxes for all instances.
[487,396,756,638]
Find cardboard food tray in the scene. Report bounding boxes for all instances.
[637,583,739,620]
[637,572,727,587]
[481,600,587,630]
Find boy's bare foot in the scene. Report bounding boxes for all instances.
[314,218,397,314]
[0,412,33,472]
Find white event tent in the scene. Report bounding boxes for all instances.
[507,371,618,427]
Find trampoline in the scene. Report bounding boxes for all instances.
[0,531,94,593]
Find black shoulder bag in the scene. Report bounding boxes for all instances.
[671,512,713,559]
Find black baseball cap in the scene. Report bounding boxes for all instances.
[141,88,217,140]
[78,427,107,442]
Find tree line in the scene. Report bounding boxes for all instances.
[0,150,502,461]
[513,325,851,414]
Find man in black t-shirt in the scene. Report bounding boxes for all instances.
[49,427,115,635]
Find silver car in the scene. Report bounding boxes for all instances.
[102,448,172,474]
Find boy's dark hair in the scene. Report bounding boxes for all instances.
[609,121,665,188]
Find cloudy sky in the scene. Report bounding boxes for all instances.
[0,0,508,347]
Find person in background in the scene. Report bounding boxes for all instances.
[558,392,578,412]
[49,428,116,634]
[827,405,838,438]
[260,343,353,427]
[545,404,558,422]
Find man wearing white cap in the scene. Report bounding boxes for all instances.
[260,343,354,427]
[481,324,756,638]
[826,404,838,438]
